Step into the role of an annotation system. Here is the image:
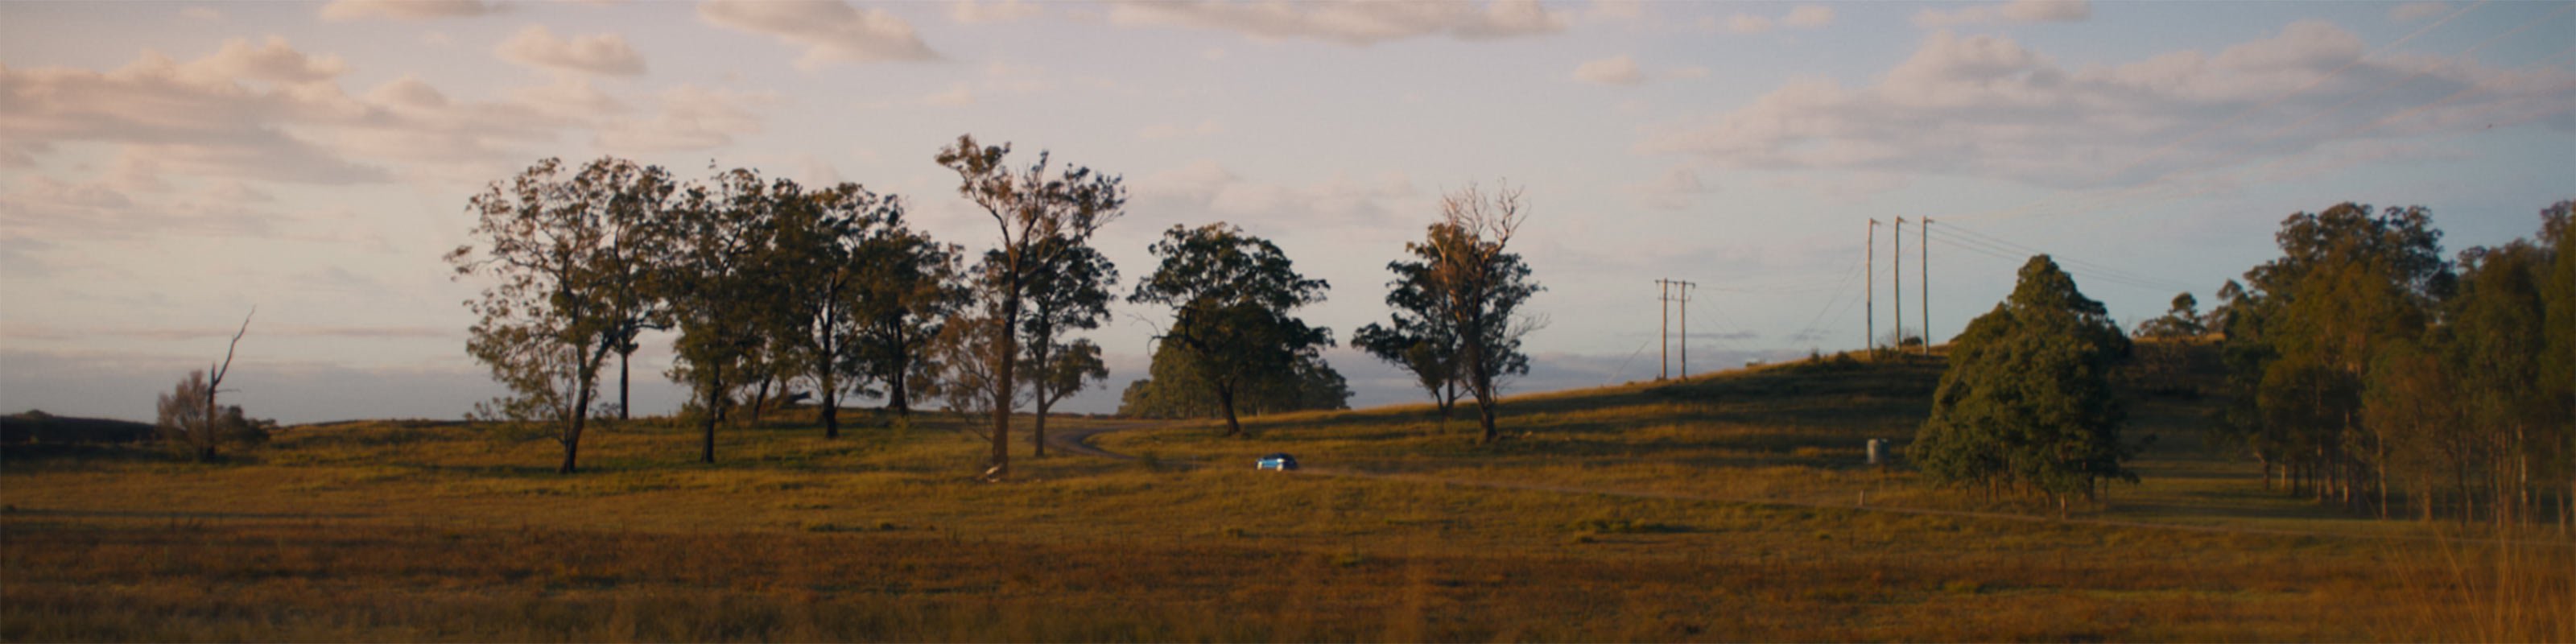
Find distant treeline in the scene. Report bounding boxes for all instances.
[2197,200,2573,528]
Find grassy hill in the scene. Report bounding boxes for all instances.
[3,345,2567,642]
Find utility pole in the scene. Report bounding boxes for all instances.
[1865,220,1878,353]
[1920,217,1931,356]
[1676,280,1697,378]
[1893,217,1905,352]
[1655,279,1670,380]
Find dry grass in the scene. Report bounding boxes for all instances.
[4,351,2569,642]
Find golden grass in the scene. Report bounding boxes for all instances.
[4,353,2569,642]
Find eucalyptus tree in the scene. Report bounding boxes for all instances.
[1354,248,1461,419]
[1129,223,1332,436]
[447,157,675,474]
[1416,184,1542,444]
[849,226,965,419]
[663,168,793,464]
[1915,255,2135,516]
[935,134,1125,480]
[768,183,905,438]
[1012,236,1117,456]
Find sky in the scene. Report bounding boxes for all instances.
[3,0,2571,424]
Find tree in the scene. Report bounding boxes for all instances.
[1915,255,2135,516]
[1354,242,1462,420]
[663,168,791,464]
[1416,184,1542,444]
[935,134,1125,480]
[1129,223,1333,436]
[448,158,675,474]
[2131,292,2206,339]
[155,310,256,462]
[769,182,905,438]
[1116,336,1350,419]
[1013,236,1117,456]
[2222,203,2450,509]
[849,226,965,420]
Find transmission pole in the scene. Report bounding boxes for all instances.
[1655,279,1670,381]
[1677,280,1697,378]
[1920,217,1931,356]
[1893,217,1905,352]
[1866,219,1876,353]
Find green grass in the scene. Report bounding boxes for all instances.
[4,348,2569,642]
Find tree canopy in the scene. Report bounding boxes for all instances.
[1915,255,2135,513]
[1129,223,1333,436]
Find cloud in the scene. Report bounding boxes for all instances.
[2388,2,2452,23]
[1572,55,1643,85]
[1585,0,1643,22]
[1640,23,2576,190]
[1131,160,1422,233]
[1781,6,1835,29]
[922,84,976,107]
[697,0,941,68]
[1139,118,1224,140]
[494,25,646,76]
[182,6,222,20]
[1912,0,2089,27]
[1715,5,1831,35]
[1108,0,1566,46]
[1630,165,1713,211]
[949,0,1042,24]
[595,85,775,152]
[318,0,503,21]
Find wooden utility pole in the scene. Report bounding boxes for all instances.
[1656,279,1670,380]
[1920,217,1931,356]
[1866,219,1876,353]
[1678,280,1690,378]
[1893,217,1905,350]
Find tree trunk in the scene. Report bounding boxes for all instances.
[749,375,772,424]
[701,371,723,464]
[887,326,912,418]
[563,386,591,474]
[821,364,840,440]
[1217,382,1241,437]
[989,295,1019,481]
[1030,336,1051,457]
[618,347,631,421]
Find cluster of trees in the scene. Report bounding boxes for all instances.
[1914,256,2136,515]
[1351,185,1543,443]
[451,136,1550,476]
[444,144,1089,476]
[2207,201,2573,527]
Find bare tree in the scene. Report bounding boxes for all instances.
[935,134,1125,481]
[156,309,251,461]
[1422,184,1543,444]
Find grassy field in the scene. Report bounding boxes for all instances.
[6,349,2570,642]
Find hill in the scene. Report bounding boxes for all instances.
[1,410,154,445]
[2,345,2567,642]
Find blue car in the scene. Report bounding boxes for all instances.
[1256,453,1298,471]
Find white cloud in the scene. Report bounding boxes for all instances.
[1108,0,1566,46]
[697,0,940,68]
[2388,2,2452,23]
[1573,55,1643,85]
[180,36,352,85]
[1913,0,2089,28]
[596,85,777,152]
[181,6,222,20]
[922,84,976,107]
[318,0,503,21]
[1781,5,1835,29]
[1630,165,1712,211]
[495,25,646,76]
[1132,160,1422,231]
[1139,118,1224,140]
[509,76,629,118]
[1584,0,1643,22]
[949,0,1043,24]
[1725,14,1772,34]
[1719,5,1831,35]
[1641,23,2576,189]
